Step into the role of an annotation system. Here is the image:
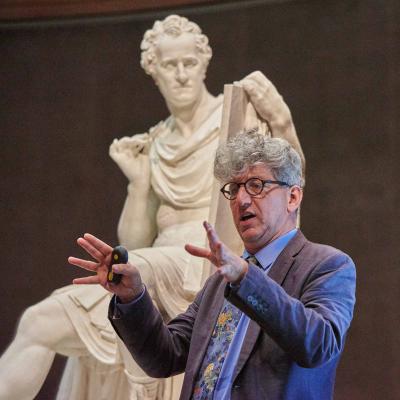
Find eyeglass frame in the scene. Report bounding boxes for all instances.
[220,177,290,200]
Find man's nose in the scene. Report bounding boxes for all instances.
[176,62,189,84]
[236,186,252,208]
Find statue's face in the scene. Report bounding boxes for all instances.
[152,32,207,109]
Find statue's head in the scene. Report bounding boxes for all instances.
[140,15,212,109]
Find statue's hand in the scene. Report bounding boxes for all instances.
[239,71,292,129]
[69,233,144,303]
[109,134,151,186]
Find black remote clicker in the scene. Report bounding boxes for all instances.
[107,245,128,284]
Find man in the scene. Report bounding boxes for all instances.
[0,15,303,400]
[69,132,356,399]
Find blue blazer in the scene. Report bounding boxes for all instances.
[110,230,356,400]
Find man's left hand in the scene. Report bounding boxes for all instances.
[185,221,248,284]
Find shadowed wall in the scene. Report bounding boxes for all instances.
[0,1,398,399]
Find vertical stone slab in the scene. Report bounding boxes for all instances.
[202,84,247,282]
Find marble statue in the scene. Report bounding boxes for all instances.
[0,15,304,400]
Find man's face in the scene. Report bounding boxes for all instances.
[152,32,207,109]
[229,163,298,254]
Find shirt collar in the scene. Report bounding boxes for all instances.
[243,228,298,271]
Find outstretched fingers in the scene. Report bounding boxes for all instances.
[203,221,222,253]
[76,233,112,262]
[68,256,98,272]
[83,233,113,254]
[185,222,235,271]
[185,244,212,260]
[73,275,101,285]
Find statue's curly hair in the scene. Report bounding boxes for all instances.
[140,15,212,76]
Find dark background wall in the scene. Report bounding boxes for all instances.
[1,0,399,399]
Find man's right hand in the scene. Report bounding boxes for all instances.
[68,233,143,303]
[109,134,151,185]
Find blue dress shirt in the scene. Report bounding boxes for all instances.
[213,229,298,400]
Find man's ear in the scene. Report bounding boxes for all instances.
[287,186,303,213]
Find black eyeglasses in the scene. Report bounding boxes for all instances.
[220,178,289,200]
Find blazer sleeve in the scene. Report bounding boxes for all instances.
[108,283,206,378]
[225,251,356,368]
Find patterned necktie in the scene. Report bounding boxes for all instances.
[191,256,260,399]
[246,255,261,269]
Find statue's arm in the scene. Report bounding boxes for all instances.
[241,71,306,171]
[117,184,159,249]
[110,134,159,249]
[0,297,85,400]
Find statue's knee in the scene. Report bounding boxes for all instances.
[17,299,65,345]
[18,304,42,335]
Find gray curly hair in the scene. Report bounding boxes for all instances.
[214,130,304,187]
[140,15,212,76]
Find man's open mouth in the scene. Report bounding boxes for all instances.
[240,213,255,221]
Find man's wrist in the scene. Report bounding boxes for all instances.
[118,284,145,304]
[232,259,249,286]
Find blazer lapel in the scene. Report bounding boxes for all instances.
[185,277,226,382]
[268,230,307,285]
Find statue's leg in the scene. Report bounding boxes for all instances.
[131,245,203,319]
[118,252,166,399]
[127,249,166,317]
[0,296,85,400]
[121,248,194,400]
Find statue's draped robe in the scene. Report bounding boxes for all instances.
[54,96,223,400]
